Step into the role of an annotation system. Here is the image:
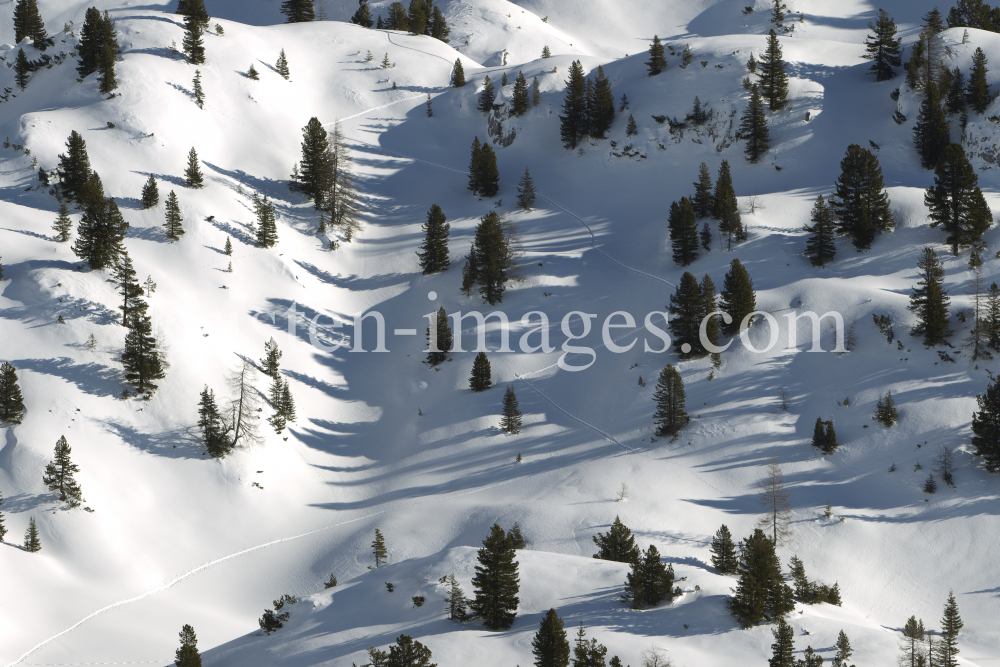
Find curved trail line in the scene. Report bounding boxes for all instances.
[516,375,634,453]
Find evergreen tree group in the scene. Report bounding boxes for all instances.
[925,143,992,254]
[281,0,315,23]
[811,417,837,454]
[788,555,842,605]
[830,144,895,251]
[72,173,129,272]
[668,198,700,266]
[13,0,47,45]
[77,9,119,82]
[623,544,677,609]
[42,435,84,507]
[467,137,500,197]
[908,247,951,345]
[469,524,520,630]
[0,362,26,424]
[669,272,719,359]
[728,528,794,627]
[863,9,902,81]
[417,204,450,273]
[652,364,688,437]
[558,62,616,147]
[351,0,373,27]
[198,386,230,457]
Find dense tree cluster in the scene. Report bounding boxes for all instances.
[559,62,616,148]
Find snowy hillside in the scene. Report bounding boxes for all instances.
[1,0,999,666]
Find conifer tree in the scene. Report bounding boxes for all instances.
[831,630,853,667]
[260,338,282,380]
[444,573,469,620]
[14,0,47,44]
[418,204,450,273]
[713,160,744,249]
[906,36,927,90]
[947,67,968,117]
[932,592,962,667]
[589,66,616,138]
[729,528,794,627]
[863,9,902,81]
[500,385,522,434]
[164,191,184,241]
[625,114,637,136]
[758,455,793,545]
[185,148,204,188]
[908,247,951,345]
[425,306,452,366]
[255,195,279,248]
[973,376,1000,472]
[351,0,373,27]
[277,49,290,79]
[466,211,513,304]
[592,516,640,563]
[0,362,26,424]
[387,635,435,666]
[830,144,895,251]
[72,186,129,272]
[899,616,926,667]
[321,122,362,239]
[969,47,991,114]
[804,195,836,266]
[646,35,667,75]
[925,143,992,254]
[470,351,492,391]
[811,417,838,454]
[192,69,204,108]
[295,117,332,203]
[669,272,706,357]
[430,5,450,41]
[452,58,466,87]
[669,198,700,266]
[507,522,525,548]
[177,0,210,28]
[914,82,951,170]
[182,14,205,65]
[769,618,795,667]
[653,364,688,437]
[381,52,391,69]
[560,61,588,149]
[700,222,713,251]
[174,624,203,667]
[759,30,789,111]
[53,200,73,242]
[372,528,387,566]
[279,380,296,423]
[517,168,537,210]
[198,386,229,458]
[511,70,530,116]
[77,8,106,79]
[122,295,165,395]
[623,544,676,609]
[141,175,160,209]
[111,251,143,326]
[710,524,738,574]
[478,144,500,198]
[248,64,259,80]
[24,516,41,552]
[740,84,770,163]
[702,275,721,366]
[532,608,570,667]
[478,74,496,112]
[532,76,541,106]
[470,524,520,630]
[542,45,551,59]
[42,435,84,507]
[0,492,6,542]
[14,48,30,90]
[97,41,117,93]
[281,0,315,23]
[719,258,756,337]
[57,131,92,203]
[571,623,609,667]
[692,163,714,218]
[468,137,483,194]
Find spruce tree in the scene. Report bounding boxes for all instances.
[713,160,744,249]
[702,274,721,365]
[111,251,143,326]
[517,168,537,210]
[277,49,290,79]
[468,137,483,194]
[969,47,991,114]
[508,522,525,548]
[467,211,513,305]
[947,67,968,117]
[559,61,587,149]
[804,195,836,266]
[192,69,204,108]
[908,247,951,345]
[470,351,492,391]
[769,618,795,667]
[141,175,160,209]
[13,49,30,90]
[57,130,92,203]
[255,195,279,248]
[198,386,229,458]
[444,573,469,620]
[532,608,570,667]
[925,143,992,254]
[0,361,26,424]
[729,528,794,627]
[77,8,105,79]
[182,14,205,65]
[669,198,700,266]
[174,624,203,667]
[372,528,387,566]
[281,0,315,23]
[589,66,615,138]
[478,144,500,198]
[830,144,895,251]
[451,58,466,87]
[542,45,551,59]
[24,516,41,552]
[719,258,757,337]
[279,380,296,423]
[623,544,676,609]
[740,84,770,163]
[351,0,373,27]
[973,376,1000,472]
[425,307,452,366]
[899,616,926,667]
[653,364,688,437]
[248,64,259,80]
[863,9,902,81]
[692,162,714,218]
[164,191,184,241]
[906,36,927,90]
[914,82,951,170]
[478,75,496,112]
[500,385,522,434]
[72,186,129,272]
[53,200,73,242]
[669,271,707,357]
[430,5,450,41]
[42,435,84,507]
[759,30,789,111]
[296,117,332,203]
[700,222,713,251]
[14,0,45,45]
[592,516,640,563]
[417,204,450,273]
[470,524,520,630]
[260,338,282,379]
[121,296,165,394]
[832,630,853,667]
[709,524,738,574]
[177,0,210,28]
[512,71,530,116]
[185,148,204,188]
[97,41,117,94]
[646,35,667,75]
[625,114,637,136]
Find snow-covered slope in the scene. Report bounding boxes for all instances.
[1,0,999,666]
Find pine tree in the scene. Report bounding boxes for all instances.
[14,0,45,44]
[13,49,30,90]
[97,40,117,94]
[831,630,853,667]
[248,64,259,80]
[351,0,373,27]
[973,376,1000,472]
[589,66,615,138]
[559,61,587,149]
[177,0,210,28]
[623,544,676,609]
[517,167,537,210]
[468,137,483,194]
[52,200,74,242]
[418,204,450,273]
[719,258,757,337]
[42,436,84,507]
[571,623,609,667]
[532,608,571,667]
[141,175,160,209]
[590,516,640,564]
[770,0,787,26]
[470,351,492,391]
[470,524,520,630]
[914,82,951,170]
[77,8,105,79]
[430,5,450,41]
[296,117,332,203]
[906,36,927,90]
[804,195,837,266]
[371,528,387,566]
[863,9,902,81]
[700,222,713,251]
[646,35,667,75]
[164,191,184,241]
[198,386,229,458]
[669,198,700,266]
[625,114,637,136]
[479,74,496,113]
[24,516,41,552]
[452,58,466,87]
[72,185,129,272]
[478,144,500,198]
[709,524,738,574]
[381,52,391,69]
[255,195,279,248]
[406,0,428,34]
[947,67,969,119]
[692,162,714,218]
[669,271,707,357]
[653,364,688,437]
[174,624,202,667]
[899,616,926,667]
[713,160,744,249]
[467,211,513,304]
[192,69,204,108]
[121,296,165,395]
[425,307,452,366]
[0,361,26,424]
[444,573,469,621]
[387,635,435,666]
[542,45,552,59]
[969,47,991,114]
[759,30,789,111]
[499,385,522,434]
[830,144,895,251]
[729,528,794,627]
[281,0,315,23]
[512,71,530,116]
[931,593,962,667]
[185,148,204,188]
[908,247,951,345]
[111,251,143,326]
[768,618,795,667]
[925,143,992,254]
[279,379,296,423]
[532,76,541,106]
[277,49,290,79]
[0,492,6,542]
[740,84,770,163]
[57,131,92,203]
[182,14,205,65]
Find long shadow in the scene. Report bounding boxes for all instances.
[13,358,122,398]
[124,46,187,61]
[99,421,205,459]
[203,161,296,203]
[208,218,256,248]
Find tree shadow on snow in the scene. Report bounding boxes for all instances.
[99,420,206,459]
[13,357,122,398]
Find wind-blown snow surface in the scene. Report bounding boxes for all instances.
[0,0,999,665]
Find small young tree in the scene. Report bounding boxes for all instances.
[164,191,184,241]
[804,195,836,267]
[0,361,26,424]
[470,524,520,630]
[757,454,792,545]
[769,618,795,667]
[42,435,84,508]
[623,544,676,609]
[24,516,42,552]
[470,351,492,391]
[935,592,964,667]
[248,63,259,80]
[452,58,466,87]
[532,76,541,106]
[185,148,204,188]
[500,385,522,434]
[874,390,899,427]
[479,74,496,112]
[532,608,570,667]
[174,624,202,667]
[517,167,537,210]
[709,524,738,574]
[372,528,387,567]
[52,200,74,242]
[646,35,667,75]
[444,573,469,621]
[652,365,688,437]
[592,516,640,563]
[141,175,160,209]
[571,623,609,667]
[625,114,638,136]
[277,49,290,79]
[192,69,205,108]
